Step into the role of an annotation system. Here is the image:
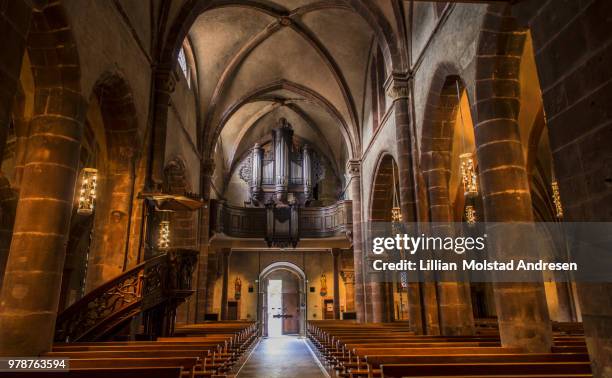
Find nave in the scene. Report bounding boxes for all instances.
[0,0,611,377]
[238,337,327,378]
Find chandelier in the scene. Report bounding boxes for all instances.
[158,220,171,249]
[77,168,98,215]
[460,153,478,197]
[464,205,477,225]
[391,163,402,223]
[551,181,563,218]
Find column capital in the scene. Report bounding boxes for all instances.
[155,68,177,94]
[341,270,355,284]
[345,159,361,178]
[201,158,216,177]
[385,71,412,100]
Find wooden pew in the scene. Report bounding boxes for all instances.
[379,362,592,378]
[361,353,590,378]
[68,357,199,377]
[2,367,183,378]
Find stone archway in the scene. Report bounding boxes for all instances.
[367,153,399,324]
[259,262,307,337]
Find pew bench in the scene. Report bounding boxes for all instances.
[379,362,592,378]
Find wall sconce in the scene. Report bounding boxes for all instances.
[77,168,98,215]
[551,181,563,218]
[460,153,478,197]
[465,205,477,225]
[158,220,171,249]
[391,206,402,223]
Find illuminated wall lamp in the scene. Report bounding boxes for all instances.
[77,168,98,215]
[460,153,478,197]
[465,205,477,225]
[158,220,171,250]
[552,181,564,218]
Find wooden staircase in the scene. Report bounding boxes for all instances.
[54,249,198,342]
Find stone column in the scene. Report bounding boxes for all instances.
[195,159,215,322]
[388,75,424,333]
[424,153,475,335]
[341,270,355,313]
[511,0,612,371]
[473,24,551,350]
[205,251,218,316]
[148,69,176,187]
[0,1,32,293]
[0,89,86,356]
[332,249,340,319]
[220,249,230,320]
[85,152,137,292]
[369,280,387,323]
[346,160,365,322]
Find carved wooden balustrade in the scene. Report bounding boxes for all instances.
[210,199,352,244]
[54,249,198,342]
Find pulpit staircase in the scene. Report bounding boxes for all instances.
[54,249,198,342]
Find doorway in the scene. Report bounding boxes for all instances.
[267,280,283,336]
[259,262,306,337]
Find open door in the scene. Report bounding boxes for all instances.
[282,293,299,334]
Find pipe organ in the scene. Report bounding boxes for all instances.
[240,118,324,207]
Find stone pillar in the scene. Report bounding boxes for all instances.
[0,89,86,356]
[0,1,32,161]
[473,20,551,350]
[424,152,475,335]
[341,270,355,313]
[369,280,387,323]
[204,251,218,316]
[85,153,136,292]
[0,178,17,289]
[220,249,230,320]
[332,248,340,319]
[0,1,32,292]
[511,0,612,372]
[346,160,365,322]
[388,75,424,333]
[195,159,215,322]
[148,69,176,187]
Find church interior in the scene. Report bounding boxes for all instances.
[0,0,611,377]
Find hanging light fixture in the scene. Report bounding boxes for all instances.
[391,162,408,288]
[158,220,171,250]
[391,163,402,223]
[77,168,98,215]
[551,181,563,218]
[465,205,477,225]
[460,153,478,197]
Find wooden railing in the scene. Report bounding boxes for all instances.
[54,249,198,342]
[210,199,352,242]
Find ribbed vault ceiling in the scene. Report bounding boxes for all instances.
[187,0,375,178]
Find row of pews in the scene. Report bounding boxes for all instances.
[307,320,592,378]
[9,322,259,378]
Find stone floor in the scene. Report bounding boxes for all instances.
[237,336,327,378]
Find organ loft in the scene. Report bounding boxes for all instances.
[0,1,611,378]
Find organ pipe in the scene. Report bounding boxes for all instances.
[303,144,312,200]
[274,119,292,202]
[251,143,263,198]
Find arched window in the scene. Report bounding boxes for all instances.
[370,45,386,131]
[178,46,191,88]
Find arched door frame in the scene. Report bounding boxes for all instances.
[258,262,307,337]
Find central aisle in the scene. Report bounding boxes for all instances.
[237,336,327,378]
